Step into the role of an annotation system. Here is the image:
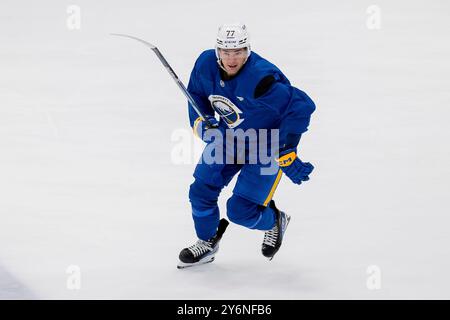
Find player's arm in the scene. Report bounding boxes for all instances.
[277,86,315,184]
[255,76,316,184]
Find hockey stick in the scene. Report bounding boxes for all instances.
[110,33,217,128]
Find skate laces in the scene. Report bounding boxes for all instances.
[188,239,213,257]
[263,224,279,247]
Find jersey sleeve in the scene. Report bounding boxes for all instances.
[278,87,315,149]
[187,58,214,128]
[255,76,315,150]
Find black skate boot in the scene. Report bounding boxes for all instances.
[177,218,229,269]
[261,200,291,260]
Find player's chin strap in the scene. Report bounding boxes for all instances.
[217,59,228,73]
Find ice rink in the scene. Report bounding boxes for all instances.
[1,0,449,299]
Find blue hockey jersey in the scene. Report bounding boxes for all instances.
[187,49,315,149]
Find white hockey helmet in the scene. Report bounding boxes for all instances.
[215,23,251,59]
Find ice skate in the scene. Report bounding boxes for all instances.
[261,200,291,260]
[177,218,229,269]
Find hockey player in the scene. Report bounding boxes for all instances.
[177,23,315,268]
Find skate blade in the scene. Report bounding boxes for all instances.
[177,256,215,269]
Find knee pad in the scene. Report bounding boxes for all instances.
[226,194,261,226]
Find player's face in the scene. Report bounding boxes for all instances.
[218,48,248,76]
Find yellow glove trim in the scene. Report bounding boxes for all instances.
[277,151,297,167]
[192,117,203,138]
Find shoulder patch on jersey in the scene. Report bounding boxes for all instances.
[254,75,276,98]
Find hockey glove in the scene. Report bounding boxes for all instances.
[193,116,220,142]
[277,148,314,184]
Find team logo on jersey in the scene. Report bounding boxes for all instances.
[208,95,245,128]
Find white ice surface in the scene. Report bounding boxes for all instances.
[1,0,450,299]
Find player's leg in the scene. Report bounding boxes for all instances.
[178,162,242,268]
[188,178,222,241]
[229,165,290,260]
[190,162,243,240]
[226,194,276,230]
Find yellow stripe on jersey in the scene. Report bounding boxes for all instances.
[263,169,283,207]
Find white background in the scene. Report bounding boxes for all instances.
[1,0,449,299]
